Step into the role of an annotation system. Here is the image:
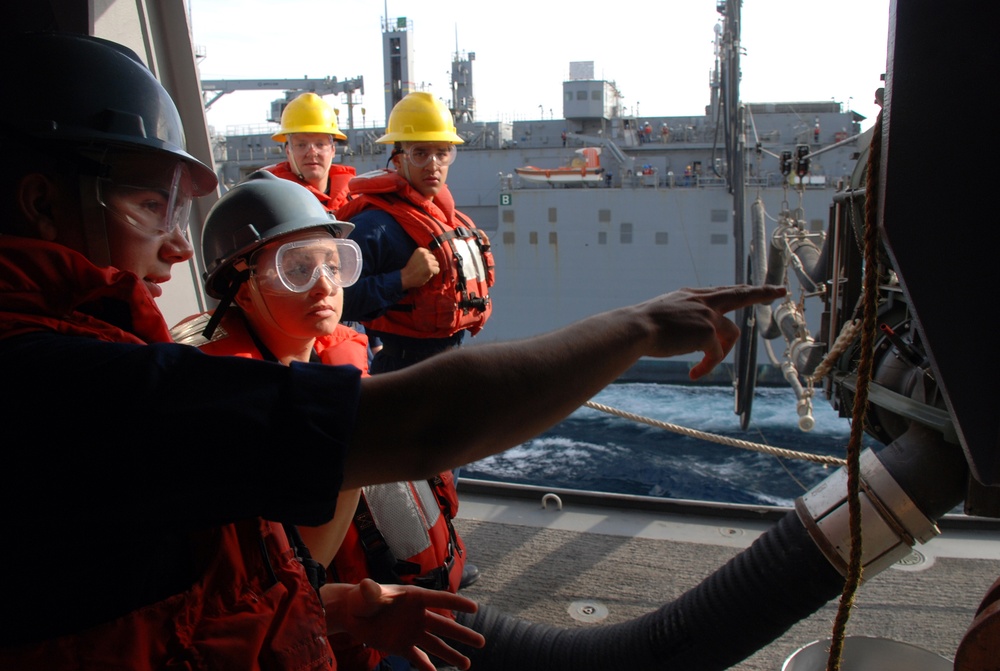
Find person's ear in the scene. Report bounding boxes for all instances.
[15,173,60,241]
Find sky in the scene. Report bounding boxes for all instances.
[189,0,891,135]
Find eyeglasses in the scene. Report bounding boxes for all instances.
[252,236,362,294]
[97,162,195,237]
[402,143,457,168]
[290,139,336,153]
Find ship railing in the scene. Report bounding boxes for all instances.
[619,173,730,189]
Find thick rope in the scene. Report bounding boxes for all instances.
[826,110,882,671]
[583,400,846,467]
[808,319,862,384]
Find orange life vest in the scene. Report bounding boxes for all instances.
[338,170,494,338]
[332,471,465,592]
[171,308,464,671]
[265,161,357,212]
[0,519,333,671]
[172,309,370,372]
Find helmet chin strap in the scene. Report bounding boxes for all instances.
[202,267,250,340]
[77,173,113,268]
[286,144,305,181]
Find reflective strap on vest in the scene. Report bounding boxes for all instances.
[352,482,459,590]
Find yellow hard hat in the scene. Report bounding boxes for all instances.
[377,92,463,144]
[272,92,347,142]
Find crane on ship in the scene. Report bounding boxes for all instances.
[200,76,365,130]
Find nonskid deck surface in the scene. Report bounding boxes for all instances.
[452,480,1000,670]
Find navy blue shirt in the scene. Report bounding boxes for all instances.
[342,208,417,323]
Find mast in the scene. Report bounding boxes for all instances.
[720,0,757,426]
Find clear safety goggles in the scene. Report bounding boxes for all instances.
[289,138,336,153]
[96,161,196,237]
[402,143,457,168]
[252,236,363,294]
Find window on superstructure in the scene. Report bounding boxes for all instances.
[655,232,669,245]
[549,232,558,245]
[620,223,633,244]
[598,209,611,223]
[548,207,557,223]
[710,233,728,244]
[529,232,538,245]
[502,232,515,244]
[598,231,607,245]
[710,209,728,223]
[502,210,515,223]
[576,91,587,101]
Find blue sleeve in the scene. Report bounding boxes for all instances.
[0,332,360,528]
[342,208,418,322]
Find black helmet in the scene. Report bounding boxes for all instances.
[5,31,216,196]
[201,170,354,299]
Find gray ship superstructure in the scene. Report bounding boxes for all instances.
[207,7,866,385]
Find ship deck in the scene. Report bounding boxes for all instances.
[452,479,1000,670]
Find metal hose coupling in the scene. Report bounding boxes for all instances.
[794,447,940,576]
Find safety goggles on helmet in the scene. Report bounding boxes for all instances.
[252,236,362,294]
[289,136,337,153]
[401,143,457,168]
[96,161,196,237]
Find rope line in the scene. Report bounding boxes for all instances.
[825,108,883,671]
[582,400,846,467]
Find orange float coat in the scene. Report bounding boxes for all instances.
[265,161,357,212]
[338,170,494,338]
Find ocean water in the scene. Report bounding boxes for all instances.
[462,383,877,507]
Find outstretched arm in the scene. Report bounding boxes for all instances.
[297,488,361,567]
[345,284,785,487]
[322,579,484,671]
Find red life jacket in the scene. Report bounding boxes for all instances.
[0,236,173,344]
[338,170,494,338]
[0,239,334,671]
[172,309,370,373]
[173,310,466,596]
[172,308,465,671]
[0,519,333,671]
[332,471,465,592]
[326,472,466,671]
[265,161,357,212]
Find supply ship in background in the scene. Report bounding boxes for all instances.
[202,5,865,392]
[14,1,999,669]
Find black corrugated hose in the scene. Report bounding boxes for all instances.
[455,428,967,670]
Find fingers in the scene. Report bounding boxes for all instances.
[422,249,440,276]
[408,609,483,670]
[390,603,483,671]
[358,577,383,603]
[402,646,438,671]
[424,609,485,649]
[680,286,775,380]
[411,637,473,671]
[701,283,786,313]
[413,588,479,615]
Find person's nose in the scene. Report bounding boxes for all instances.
[162,227,194,263]
[311,273,338,297]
